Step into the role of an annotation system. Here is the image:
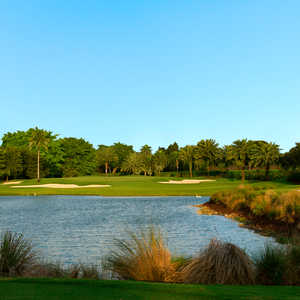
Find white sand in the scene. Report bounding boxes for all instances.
[11,184,111,189]
[2,181,23,185]
[159,179,216,184]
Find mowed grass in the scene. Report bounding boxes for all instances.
[0,176,299,196]
[1,278,300,300]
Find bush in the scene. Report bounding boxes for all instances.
[181,239,255,285]
[103,226,178,282]
[0,231,37,276]
[254,244,287,285]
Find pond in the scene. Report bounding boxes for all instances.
[0,196,276,264]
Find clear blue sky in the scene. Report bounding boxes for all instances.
[0,1,299,152]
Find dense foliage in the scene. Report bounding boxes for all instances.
[0,128,299,181]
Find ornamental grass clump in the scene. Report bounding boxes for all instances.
[103,226,178,282]
[0,231,37,276]
[181,239,255,285]
[254,244,287,285]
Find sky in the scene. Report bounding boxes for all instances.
[0,1,299,152]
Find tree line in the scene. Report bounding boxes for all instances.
[0,127,299,182]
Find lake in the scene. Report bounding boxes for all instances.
[0,196,276,265]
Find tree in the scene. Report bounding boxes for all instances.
[179,145,195,178]
[96,145,118,175]
[249,141,280,180]
[140,145,153,176]
[29,127,53,182]
[111,142,134,173]
[165,142,180,174]
[153,149,167,176]
[60,137,96,177]
[0,147,6,180]
[228,139,250,182]
[121,152,143,175]
[195,139,220,176]
[0,147,22,181]
[280,143,300,170]
[2,128,61,178]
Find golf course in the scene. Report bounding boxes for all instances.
[1,175,299,196]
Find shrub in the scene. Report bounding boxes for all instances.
[254,244,287,285]
[0,231,37,276]
[103,226,178,282]
[181,239,255,285]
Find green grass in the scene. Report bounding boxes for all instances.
[1,278,300,300]
[0,176,299,196]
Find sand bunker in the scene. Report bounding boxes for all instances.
[2,181,23,185]
[159,179,216,184]
[11,184,111,189]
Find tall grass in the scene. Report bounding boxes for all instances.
[181,239,255,285]
[0,231,37,276]
[103,226,179,282]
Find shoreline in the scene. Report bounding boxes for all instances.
[194,201,297,242]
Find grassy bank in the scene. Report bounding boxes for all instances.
[0,176,299,196]
[199,185,300,241]
[1,278,300,300]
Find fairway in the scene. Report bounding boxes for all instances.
[0,176,299,196]
[1,278,300,300]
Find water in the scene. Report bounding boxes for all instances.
[0,196,276,264]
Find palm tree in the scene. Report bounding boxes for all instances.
[140,145,153,176]
[179,145,195,178]
[29,127,51,182]
[228,139,249,182]
[121,152,143,175]
[195,139,220,176]
[153,149,167,176]
[249,141,280,180]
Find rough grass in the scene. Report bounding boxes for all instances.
[1,278,300,300]
[0,175,299,196]
[181,239,255,285]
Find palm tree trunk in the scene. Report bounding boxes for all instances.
[176,159,179,177]
[241,168,245,182]
[189,161,193,178]
[265,162,270,181]
[37,149,40,183]
[105,162,108,175]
